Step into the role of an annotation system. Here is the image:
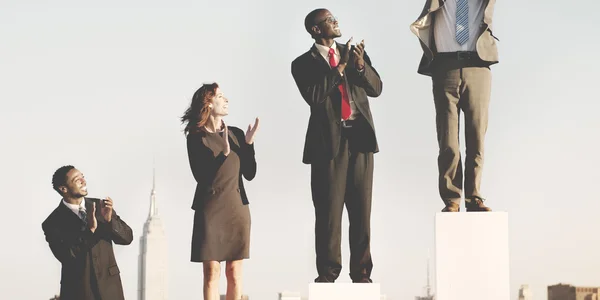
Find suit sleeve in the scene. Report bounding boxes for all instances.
[42,221,99,264]
[351,51,383,97]
[291,57,344,106]
[232,127,257,181]
[104,210,133,245]
[187,133,228,185]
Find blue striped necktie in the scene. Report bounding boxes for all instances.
[79,207,88,227]
[455,0,470,45]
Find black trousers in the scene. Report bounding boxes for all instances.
[310,121,374,281]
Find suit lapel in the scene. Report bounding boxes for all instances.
[56,200,85,227]
[483,0,495,27]
[416,0,445,21]
[310,44,332,70]
[431,0,445,12]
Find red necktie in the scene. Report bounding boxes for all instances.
[328,48,351,120]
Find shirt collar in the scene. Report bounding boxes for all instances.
[314,41,337,59]
[62,197,86,212]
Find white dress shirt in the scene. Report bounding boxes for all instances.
[63,198,86,220]
[434,0,486,53]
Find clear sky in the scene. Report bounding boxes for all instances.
[1,0,599,299]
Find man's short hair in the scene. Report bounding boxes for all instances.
[304,8,328,35]
[52,165,75,195]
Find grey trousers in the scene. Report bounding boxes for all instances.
[432,60,492,204]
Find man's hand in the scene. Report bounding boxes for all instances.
[337,37,353,74]
[245,117,260,145]
[101,197,114,223]
[88,202,98,233]
[352,39,365,70]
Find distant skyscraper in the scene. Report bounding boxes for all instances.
[548,283,599,300]
[518,284,532,300]
[415,253,435,300]
[138,169,168,300]
[278,291,301,300]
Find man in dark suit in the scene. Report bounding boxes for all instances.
[42,165,133,300]
[410,0,499,212]
[291,8,383,283]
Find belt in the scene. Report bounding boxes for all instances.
[341,119,359,129]
[436,51,478,61]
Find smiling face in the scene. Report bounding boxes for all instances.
[59,168,88,198]
[208,87,229,117]
[313,10,341,39]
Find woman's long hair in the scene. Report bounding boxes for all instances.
[181,82,219,135]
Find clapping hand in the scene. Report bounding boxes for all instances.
[339,37,353,66]
[101,197,114,223]
[88,202,98,233]
[352,39,365,70]
[220,120,231,156]
[245,117,260,145]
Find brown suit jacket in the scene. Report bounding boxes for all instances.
[410,0,500,76]
[291,42,383,164]
[186,126,256,210]
[42,198,133,300]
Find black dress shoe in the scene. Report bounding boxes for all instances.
[352,277,373,283]
[314,275,335,283]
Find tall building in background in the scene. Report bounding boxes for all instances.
[220,295,249,300]
[138,169,168,300]
[518,284,532,300]
[415,254,435,300]
[548,283,599,300]
[278,291,301,300]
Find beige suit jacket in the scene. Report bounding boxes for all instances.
[410,0,499,76]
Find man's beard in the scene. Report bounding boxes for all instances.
[71,190,88,198]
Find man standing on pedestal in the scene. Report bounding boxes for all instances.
[410,0,499,212]
[291,8,383,283]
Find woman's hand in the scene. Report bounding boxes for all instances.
[221,120,231,156]
[245,117,260,145]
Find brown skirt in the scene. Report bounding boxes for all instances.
[190,188,251,262]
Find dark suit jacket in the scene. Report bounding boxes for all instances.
[410,0,499,76]
[186,126,257,210]
[42,198,133,300]
[291,42,383,164]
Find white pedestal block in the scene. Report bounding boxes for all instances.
[309,283,381,300]
[435,212,510,300]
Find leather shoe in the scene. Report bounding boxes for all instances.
[441,202,460,212]
[465,196,492,212]
[352,277,373,283]
[314,275,334,283]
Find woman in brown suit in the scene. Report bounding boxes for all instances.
[181,82,259,300]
